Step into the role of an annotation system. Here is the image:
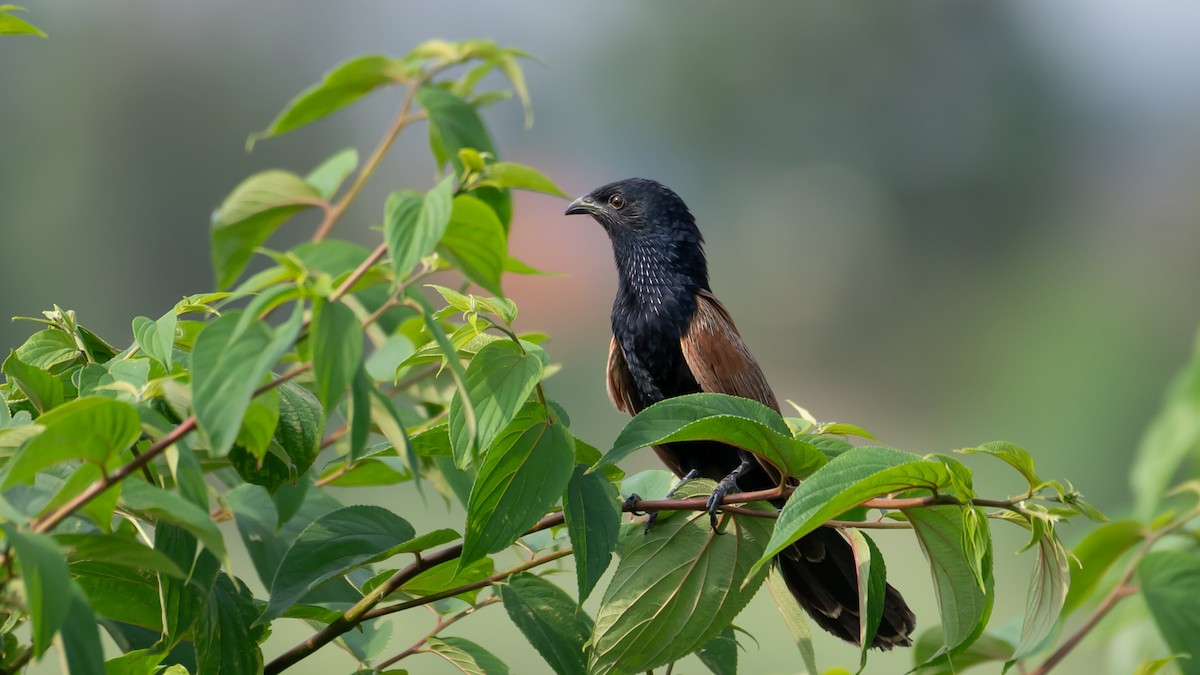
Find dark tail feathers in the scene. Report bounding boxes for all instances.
[776,526,916,650]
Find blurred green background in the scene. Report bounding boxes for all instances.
[4,2,1200,673]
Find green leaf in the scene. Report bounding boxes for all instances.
[200,301,302,461]
[190,310,274,455]
[439,194,507,296]
[418,86,495,169]
[132,306,178,370]
[264,505,416,621]
[121,480,227,561]
[595,392,826,481]
[846,528,886,672]
[908,506,994,664]
[2,525,70,657]
[306,147,359,199]
[589,480,774,675]
[4,397,140,487]
[765,569,819,675]
[156,525,220,649]
[755,446,950,571]
[15,328,79,369]
[253,55,407,142]
[476,162,566,198]
[273,380,325,487]
[411,290,476,449]
[312,299,364,413]
[234,387,280,461]
[460,403,574,566]
[211,170,321,289]
[59,532,185,578]
[398,556,494,601]
[1138,551,1200,675]
[696,627,739,675]
[563,464,621,602]
[0,5,45,37]
[426,636,510,675]
[957,441,1042,488]
[911,627,1013,674]
[194,574,265,675]
[104,649,165,675]
[1011,529,1070,662]
[1063,519,1143,616]
[385,175,455,283]
[1135,655,1191,675]
[1131,331,1200,518]
[2,349,64,413]
[450,339,547,468]
[61,582,104,675]
[499,573,592,675]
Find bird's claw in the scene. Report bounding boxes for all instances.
[705,485,728,534]
[623,493,646,516]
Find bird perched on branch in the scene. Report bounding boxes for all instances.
[565,177,915,649]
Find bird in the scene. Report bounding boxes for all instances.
[565,177,915,649]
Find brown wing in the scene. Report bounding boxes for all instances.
[606,336,640,415]
[681,290,780,413]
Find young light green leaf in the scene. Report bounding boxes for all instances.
[449,339,547,468]
[1011,529,1070,662]
[1062,519,1143,616]
[312,299,364,413]
[1138,551,1200,675]
[211,170,321,289]
[263,505,416,622]
[907,506,994,664]
[132,306,178,370]
[2,525,70,657]
[0,5,45,36]
[476,162,567,198]
[563,464,621,602]
[846,528,886,672]
[766,569,819,675]
[589,480,774,675]
[911,627,1013,674]
[194,574,266,675]
[3,396,140,488]
[595,392,826,481]
[15,328,79,369]
[957,441,1042,488]
[1131,332,1200,519]
[103,649,165,675]
[499,573,593,675]
[1134,655,1191,675]
[253,54,407,142]
[426,636,510,675]
[2,349,64,413]
[460,403,574,566]
[234,387,280,461]
[755,446,950,572]
[305,147,359,199]
[439,193,507,296]
[121,480,227,561]
[385,174,455,282]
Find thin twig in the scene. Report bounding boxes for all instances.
[376,597,500,669]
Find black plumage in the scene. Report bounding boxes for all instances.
[566,177,916,649]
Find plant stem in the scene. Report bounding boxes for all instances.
[1027,581,1137,675]
[311,92,426,243]
[377,597,500,669]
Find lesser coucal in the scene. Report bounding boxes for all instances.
[565,177,915,649]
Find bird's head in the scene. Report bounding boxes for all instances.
[565,177,708,293]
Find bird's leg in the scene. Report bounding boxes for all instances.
[706,454,756,532]
[641,468,700,533]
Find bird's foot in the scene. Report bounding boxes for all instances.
[705,456,756,533]
[623,493,646,516]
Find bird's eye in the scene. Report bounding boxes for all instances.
[608,194,625,209]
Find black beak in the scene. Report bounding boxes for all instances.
[565,195,600,216]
